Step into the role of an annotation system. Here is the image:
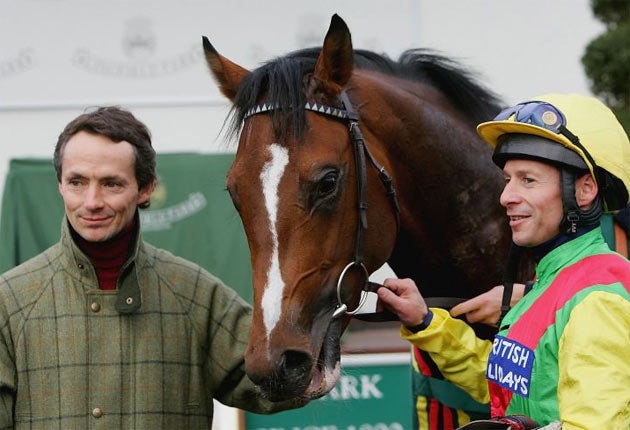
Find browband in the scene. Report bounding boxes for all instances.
[243,101,355,121]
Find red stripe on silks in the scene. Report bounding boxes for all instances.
[414,347,433,377]
[442,404,455,430]
[509,254,630,349]
[429,399,439,430]
[489,380,514,417]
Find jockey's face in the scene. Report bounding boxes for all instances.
[500,158,563,247]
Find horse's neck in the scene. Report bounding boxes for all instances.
[361,89,513,299]
[364,91,506,231]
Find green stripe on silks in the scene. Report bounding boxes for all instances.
[413,370,490,419]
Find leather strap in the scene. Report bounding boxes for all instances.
[352,281,467,322]
[498,243,523,329]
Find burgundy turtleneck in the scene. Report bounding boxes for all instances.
[71,218,136,290]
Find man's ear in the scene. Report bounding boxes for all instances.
[576,173,599,209]
[138,179,156,206]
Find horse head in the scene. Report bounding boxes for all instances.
[203,15,400,401]
[203,14,529,402]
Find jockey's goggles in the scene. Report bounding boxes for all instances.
[493,100,598,175]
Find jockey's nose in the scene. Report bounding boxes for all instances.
[500,178,522,209]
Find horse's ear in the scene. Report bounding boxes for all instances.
[310,14,354,97]
[202,36,250,101]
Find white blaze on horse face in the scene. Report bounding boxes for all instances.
[260,143,289,338]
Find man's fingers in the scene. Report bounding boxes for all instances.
[382,278,404,294]
[464,310,482,323]
[449,303,467,317]
[450,299,478,317]
[376,285,395,300]
[376,285,405,307]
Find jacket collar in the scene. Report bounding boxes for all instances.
[60,213,144,314]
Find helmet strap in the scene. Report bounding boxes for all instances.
[560,169,580,233]
[559,169,602,234]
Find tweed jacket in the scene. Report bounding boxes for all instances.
[0,219,293,429]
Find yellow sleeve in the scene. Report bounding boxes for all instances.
[401,308,492,404]
[558,291,630,429]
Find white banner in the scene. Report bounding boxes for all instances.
[0,1,418,107]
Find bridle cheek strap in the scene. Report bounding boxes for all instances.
[331,92,402,319]
[341,99,369,263]
[339,91,400,264]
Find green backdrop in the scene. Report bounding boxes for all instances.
[0,153,254,304]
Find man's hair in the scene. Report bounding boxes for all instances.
[54,106,157,209]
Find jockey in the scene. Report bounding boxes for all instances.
[377,93,630,429]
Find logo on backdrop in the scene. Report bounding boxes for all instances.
[0,48,35,80]
[141,192,207,232]
[140,179,207,232]
[122,17,156,61]
[72,16,202,78]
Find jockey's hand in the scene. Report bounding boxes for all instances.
[377,278,428,328]
[450,283,526,326]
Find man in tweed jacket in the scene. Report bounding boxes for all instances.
[0,107,303,428]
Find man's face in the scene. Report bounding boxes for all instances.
[500,159,563,247]
[58,131,154,242]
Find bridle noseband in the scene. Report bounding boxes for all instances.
[243,91,401,320]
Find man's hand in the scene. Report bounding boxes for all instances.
[450,284,525,326]
[377,278,428,328]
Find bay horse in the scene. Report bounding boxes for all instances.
[203,14,530,402]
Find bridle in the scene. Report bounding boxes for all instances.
[243,91,401,320]
[244,92,468,322]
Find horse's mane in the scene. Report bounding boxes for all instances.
[227,47,504,140]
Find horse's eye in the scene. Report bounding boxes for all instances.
[307,169,341,212]
[316,172,338,198]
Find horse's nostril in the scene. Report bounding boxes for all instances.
[279,350,313,376]
[246,349,314,401]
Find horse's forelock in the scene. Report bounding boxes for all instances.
[227,53,319,142]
